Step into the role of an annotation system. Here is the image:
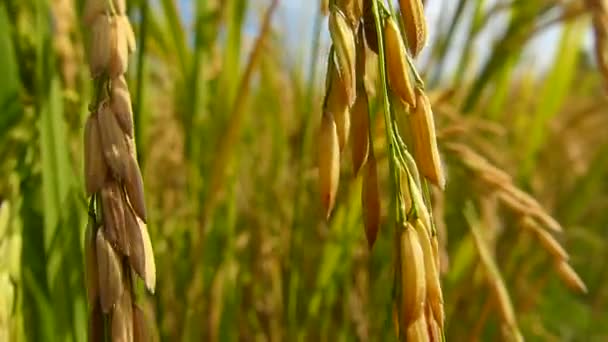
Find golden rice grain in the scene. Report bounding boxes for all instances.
[110,76,134,137]
[398,0,428,57]
[405,313,429,342]
[414,219,444,328]
[109,16,130,77]
[426,308,442,342]
[89,15,112,77]
[120,15,137,53]
[409,88,445,189]
[400,223,426,326]
[84,114,108,195]
[100,181,129,255]
[125,205,157,292]
[125,155,147,222]
[329,9,357,105]
[98,102,129,180]
[384,18,416,107]
[137,216,157,292]
[318,111,341,218]
[350,86,370,175]
[113,0,126,14]
[96,229,124,313]
[336,0,363,26]
[327,62,351,151]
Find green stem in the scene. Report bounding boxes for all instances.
[371,0,399,224]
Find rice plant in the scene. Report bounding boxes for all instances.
[0,0,607,341]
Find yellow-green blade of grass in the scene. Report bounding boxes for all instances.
[160,0,190,75]
[520,21,586,179]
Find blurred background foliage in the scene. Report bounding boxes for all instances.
[0,0,607,341]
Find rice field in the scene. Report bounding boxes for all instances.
[1,0,607,341]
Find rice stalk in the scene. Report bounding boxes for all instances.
[318,1,445,340]
[81,0,155,339]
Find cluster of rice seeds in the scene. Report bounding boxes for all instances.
[384,0,446,339]
[319,2,380,239]
[318,1,445,340]
[383,11,444,190]
[587,0,608,91]
[445,142,587,293]
[82,0,155,341]
[318,5,357,219]
[394,174,444,341]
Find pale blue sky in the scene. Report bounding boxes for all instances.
[175,1,592,79]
